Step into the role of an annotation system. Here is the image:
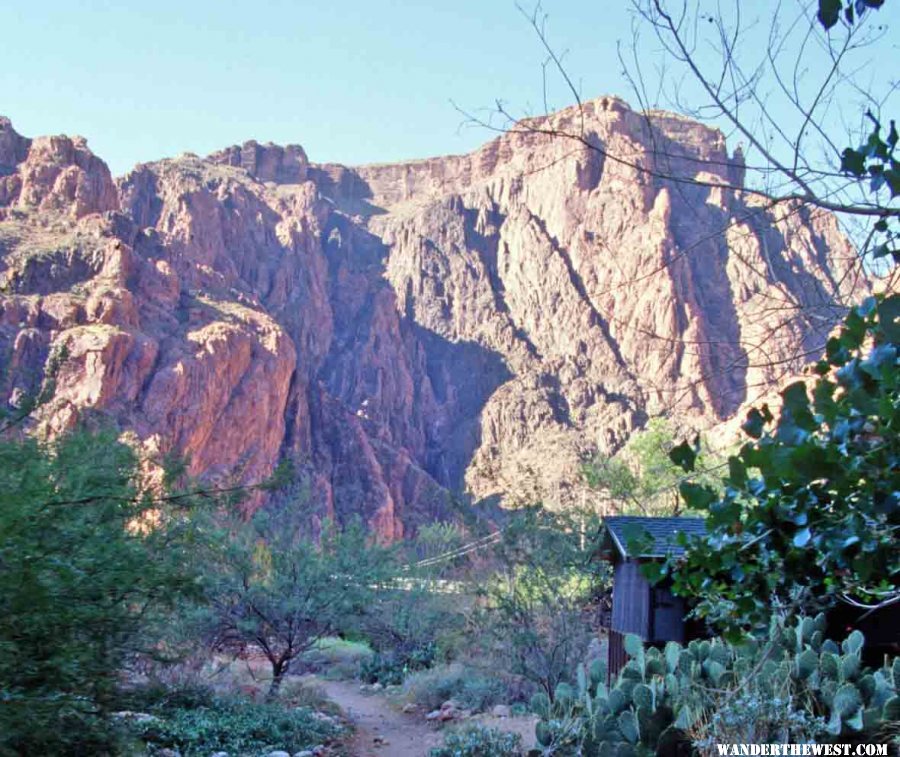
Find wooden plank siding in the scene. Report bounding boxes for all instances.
[608,630,628,682]
[611,561,650,638]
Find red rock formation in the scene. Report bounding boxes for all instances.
[0,99,867,536]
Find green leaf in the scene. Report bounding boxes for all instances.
[877,294,900,341]
[884,696,900,721]
[841,147,867,175]
[641,560,666,586]
[535,720,552,747]
[884,166,900,197]
[796,649,818,680]
[665,642,680,674]
[780,381,817,431]
[742,407,767,438]
[727,456,747,486]
[608,688,628,715]
[632,683,653,710]
[679,482,718,511]
[669,440,696,472]
[841,654,860,680]
[623,524,656,558]
[843,630,865,656]
[705,660,727,685]
[818,0,842,28]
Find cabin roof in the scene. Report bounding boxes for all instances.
[601,516,706,560]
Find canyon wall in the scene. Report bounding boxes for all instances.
[0,100,864,536]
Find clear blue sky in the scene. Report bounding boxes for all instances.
[2,1,897,176]
[1,1,634,175]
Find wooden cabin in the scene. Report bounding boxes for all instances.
[597,516,707,679]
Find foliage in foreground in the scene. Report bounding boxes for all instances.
[121,686,344,756]
[529,616,899,756]
[660,294,900,636]
[0,428,203,756]
[429,724,524,757]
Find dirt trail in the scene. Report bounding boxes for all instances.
[314,677,537,757]
[315,678,444,756]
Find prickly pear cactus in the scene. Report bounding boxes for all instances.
[529,616,898,756]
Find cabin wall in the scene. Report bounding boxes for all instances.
[650,586,686,643]
[607,630,627,683]
[611,561,650,638]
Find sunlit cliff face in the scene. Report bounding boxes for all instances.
[0,100,864,538]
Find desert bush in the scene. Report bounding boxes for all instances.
[122,691,344,756]
[404,663,510,712]
[356,583,467,682]
[360,643,437,685]
[120,681,217,712]
[429,724,523,757]
[300,636,375,680]
[274,677,337,710]
[691,692,826,756]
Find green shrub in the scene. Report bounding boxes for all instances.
[360,643,436,685]
[404,663,509,712]
[429,724,523,757]
[124,693,344,756]
[300,636,374,679]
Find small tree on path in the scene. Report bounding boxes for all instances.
[204,510,392,699]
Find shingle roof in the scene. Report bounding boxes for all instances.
[601,516,706,559]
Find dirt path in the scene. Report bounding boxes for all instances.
[314,678,537,756]
[315,678,445,757]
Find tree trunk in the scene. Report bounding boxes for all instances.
[267,660,287,701]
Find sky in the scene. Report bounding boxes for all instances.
[0,1,635,175]
[1,1,897,177]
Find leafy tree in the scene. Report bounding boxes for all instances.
[203,510,393,699]
[476,506,609,700]
[582,418,721,514]
[0,428,203,756]
[355,524,470,683]
[661,293,900,638]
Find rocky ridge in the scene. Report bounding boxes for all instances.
[0,100,865,536]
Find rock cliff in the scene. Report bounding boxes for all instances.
[0,100,865,536]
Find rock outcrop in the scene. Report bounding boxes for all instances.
[0,98,866,536]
